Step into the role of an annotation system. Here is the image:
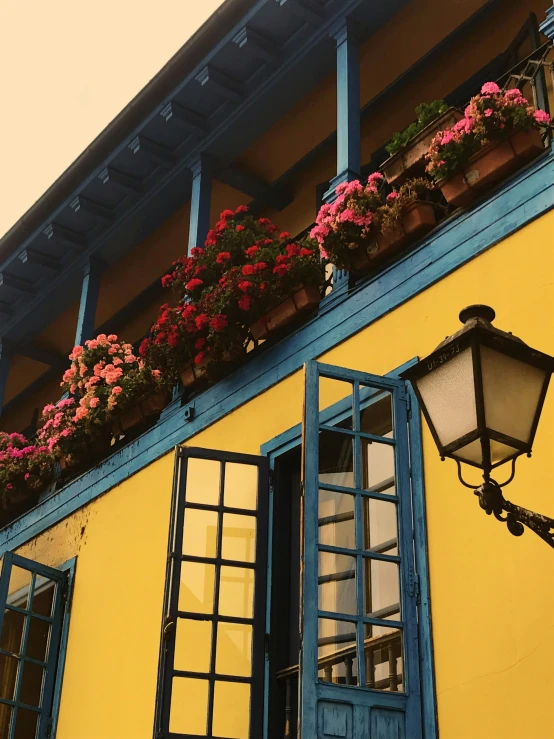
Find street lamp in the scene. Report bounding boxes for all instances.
[402,305,554,547]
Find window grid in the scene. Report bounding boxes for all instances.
[317,379,404,691]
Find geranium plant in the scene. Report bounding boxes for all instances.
[37,397,97,468]
[386,100,449,156]
[426,83,550,182]
[0,432,54,511]
[378,177,435,233]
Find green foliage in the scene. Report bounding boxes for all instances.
[385,100,449,156]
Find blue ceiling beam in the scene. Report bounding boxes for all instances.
[19,248,62,273]
[42,223,88,251]
[275,0,325,26]
[69,195,115,225]
[160,102,209,138]
[188,154,213,254]
[74,257,105,346]
[232,26,282,67]
[2,339,66,370]
[0,273,36,295]
[218,166,292,211]
[97,166,144,195]
[128,136,176,168]
[195,66,244,104]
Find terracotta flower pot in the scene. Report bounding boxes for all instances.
[438,128,545,207]
[382,108,463,185]
[112,390,170,435]
[250,285,321,341]
[180,360,208,388]
[59,434,113,473]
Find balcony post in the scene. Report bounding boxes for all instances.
[320,19,361,308]
[0,340,11,416]
[75,257,104,346]
[188,153,212,254]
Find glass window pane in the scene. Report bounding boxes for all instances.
[0,654,18,700]
[224,463,258,511]
[364,625,403,692]
[0,705,12,739]
[319,377,353,428]
[318,618,358,686]
[319,430,354,488]
[362,439,396,494]
[360,392,393,437]
[318,552,357,615]
[318,490,355,549]
[364,559,400,620]
[221,514,256,563]
[0,608,25,654]
[215,622,252,677]
[186,458,221,506]
[362,498,398,551]
[174,619,212,674]
[169,677,208,735]
[19,661,44,708]
[178,562,215,614]
[8,567,32,609]
[219,567,254,619]
[25,618,50,663]
[212,681,250,739]
[30,582,55,618]
[183,509,218,558]
[13,708,38,739]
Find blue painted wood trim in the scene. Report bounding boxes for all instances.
[0,340,12,416]
[74,258,104,346]
[188,153,213,254]
[539,4,554,41]
[1,148,553,554]
[50,556,77,739]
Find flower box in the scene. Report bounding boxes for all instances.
[438,128,544,207]
[112,390,170,435]
[180,360,208,389]
[250,285,321,341]
[59,434,113,473]
[351,202,436,272]
[382,108,463,185]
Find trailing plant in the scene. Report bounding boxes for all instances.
[426,83,550,182]
[0,432,54,510]
[386,100,449,156]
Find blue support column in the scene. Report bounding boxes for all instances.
[74,258,104,346]
[188,153,212,254]
[0,341,11,417]
[320,19,361,310]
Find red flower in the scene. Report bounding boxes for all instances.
[195,337,206,350]
[235,225,245,232]
[216,251,231,264]
[181,304,196,319]
[259,282,267,292]
[221,209,235,220]
[245,246,258,257]
[266,224,279,234]
[194,265,207,275]
[195,313,209,330]
[273,264,289,277]
[168,331,178,349]
[190,247,203,256]
[280,231,291,240]
[238,295,251,311]
[258,218,271,226]
[242,264,256,276]
[255,262,267,271]
[161,274,173,288]
[195,352,205,366]
[215,220,228,232]
[219,276,228,285]
[276,254,289,264]
[205,230,218,246]
[238,281,253,293]
[262,239,273,246]
[299,247,313,256]
[139,338,150,357]
[186,278,204,291]
[210,314,228,332]
[286,243,300,257]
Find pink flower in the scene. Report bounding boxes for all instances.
[89,397,100,407]
[112,386,122,395]
[112,357,123,366]
[367,172,384,184]
[386,192,399,203]
[481,82,501,95]
[484,108,493,117]
[108,334,118,342]
[440,131,455,145]
[69,345,83,360]
[152,369,161,379]
[124,355,137,364]
[534,109,550,125]
[43,404,56,414]
[85,339,99,349]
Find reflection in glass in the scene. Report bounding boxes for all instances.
[169,677,208,735]
[19,661,44,708]
[0,705,11,739]
[31,583,55,618]
[319,377,353,426]
[178,562,215,614]
[362,499,398,552]
[362,439,395,494]
[319,430,354,488]
[318,618,358,686]
[0,654,17,700]
[186,458,221,506]
[363,559,400,620]
[221,514,256,563]
[174,619,212,673]
[216,622,252,677]
[359,393,393,437]
[219,567,254,619]
[364,625,403,692]
[212,681,250,739]
[8,567,32,609]
[26,618,50,663]
[224,464,258,510]
[13,708,38,739]
[318,552,356,615]
[183,509,218,558]
[318,490,355,549]
[0,608,24,653]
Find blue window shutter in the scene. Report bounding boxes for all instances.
[300,361,424,739]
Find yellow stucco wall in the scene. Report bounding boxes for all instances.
[7,207,553,738]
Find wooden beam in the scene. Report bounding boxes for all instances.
[69,195,115,224]
[0,273,36,295]
[19,248,62,272]
[160,102,208,138]
[75,257,105,346]
[128,136,176,168]
[232,27,281,67]
[195,66,243,104]
[2,339,66,370]
[42,223,88,250]
[97,166,143,194]
[218,167,292,211]
[275,0,325,26]
[188,154,213,254]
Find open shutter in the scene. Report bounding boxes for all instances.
[300,361,422,739]
[154,447,269,739]
[0,552,67,739]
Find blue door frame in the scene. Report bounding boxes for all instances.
[261,358,437,739]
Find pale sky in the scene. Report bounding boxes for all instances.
[0,0,227,239]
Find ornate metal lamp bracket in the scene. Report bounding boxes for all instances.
[455,459,554,548]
